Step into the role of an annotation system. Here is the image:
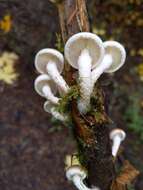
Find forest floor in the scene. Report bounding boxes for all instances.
[0,0,143,190]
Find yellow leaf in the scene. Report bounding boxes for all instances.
[0,14,12,33]
[130,49,136,56]
[0,52,19,84]
[138,49,143,56]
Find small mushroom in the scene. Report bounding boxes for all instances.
[35,48,69,93]
[65,32,104,113]
[66,166,99,190]
[110,128,126,157]
[92,41,126,86]
[34,74,59,105]
[44,100,67,121]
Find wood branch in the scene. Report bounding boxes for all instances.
[55,0,116,189]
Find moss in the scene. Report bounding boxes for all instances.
[55,85,79,114]
[55,83,111,126]
[88,85,111,125]
[76,137,88,166]
[77,136,87,148]
[94,112,106,123]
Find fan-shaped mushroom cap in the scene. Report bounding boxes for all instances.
[34,74,57,97]
[65,32,104,69]
[35,48,64,74]
[103,41,126,73]
[66,166,87,181]
[110,128,126,141]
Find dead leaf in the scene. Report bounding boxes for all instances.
[111,160,139,190]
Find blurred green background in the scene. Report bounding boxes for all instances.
[0,0,142,189]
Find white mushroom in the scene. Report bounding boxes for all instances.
[35,48,69,93]
[91,41,126,88]
[66,166,100,190]
[34,74,59,105]
[44,100,67,121]
[65,32,104,114]
[110,128,126,157]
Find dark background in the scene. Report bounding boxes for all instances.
[0,0,143,189]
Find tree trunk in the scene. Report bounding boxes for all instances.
[52,0,116,189]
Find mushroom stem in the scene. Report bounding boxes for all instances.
[50,107,67,121]
[112,135,122,157]
[91,54,112,88]
[44,101,68,121]
[77,49,92,114]
[73,175,87,190]
[42,86,59,104]
[72,175,100,190]
[46,61,69,93]
[72,175,84,190]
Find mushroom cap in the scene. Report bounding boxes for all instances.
[103,41,126,73]
[64,32,104,69]
[34,74,57,97]
[43,100,53,113]
[35,48,64,74]
[110,128,126,141]
[66,166,87,181]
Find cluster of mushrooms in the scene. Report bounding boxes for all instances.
[34,32,126,190]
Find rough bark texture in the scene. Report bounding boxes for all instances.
[53,0,116,189]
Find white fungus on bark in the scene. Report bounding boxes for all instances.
[66,166,100,190]
[91,41,126,89]
[44,101,67,122]
[65,32,104,114]
[35,48,69,94]
[110,128,126,157]
[33,32,128,189]
[34,74,59,105]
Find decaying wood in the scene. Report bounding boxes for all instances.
[56,1,115,190]
[50,0,138,190]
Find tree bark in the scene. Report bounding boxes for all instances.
[53,0,116,189]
